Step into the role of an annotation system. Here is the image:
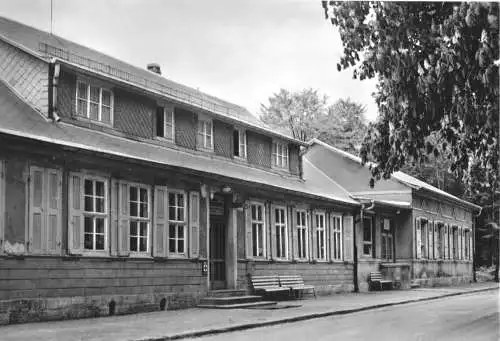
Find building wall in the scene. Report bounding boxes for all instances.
[113,88,155,139]
[247,131,272,169]
[0,145,210,325]
[0,39,49,116]
[213,119,233,158]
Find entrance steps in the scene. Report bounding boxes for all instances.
[198,290,277,309]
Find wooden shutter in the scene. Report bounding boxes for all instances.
[46,169,62,254]
[153,186,168,257]
[265,203,271,259]
[287,206,293,260]
[110,179,119,256]
[117,181,130,257]
[29,166,44,253]
[189,191,200,258]
[68,172,84,255]
[433,222,438,259]
[428,221,434,259]
[469,228,473,260]
[270,205,277,259]
[291,207,298,260]
[245,202,252,259]
[460,227,464,260]
[312,211,318,260]
[444,224,449,260]
[343,215,353,262]
[415,217,421,259]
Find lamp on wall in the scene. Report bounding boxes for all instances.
[221,185,232,194]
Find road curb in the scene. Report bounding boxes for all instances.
[139,286,499,341]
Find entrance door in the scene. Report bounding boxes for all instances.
[210,218,226,289]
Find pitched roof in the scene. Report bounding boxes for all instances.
[308,138,481,211]
[0,79,358,206]
[0,16,305,146]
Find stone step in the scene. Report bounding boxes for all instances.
[199,295,262,306]
[206,289,247,297]
[198,301,278,309]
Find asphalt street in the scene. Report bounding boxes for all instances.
[189,290,500,341]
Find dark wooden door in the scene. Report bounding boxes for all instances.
[210,218,226,290]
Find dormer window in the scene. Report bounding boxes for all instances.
[233,128,247,159]
[197,114,213,151]
[272,141,288,168]
[156,106,175,141]
[76,80,113,124]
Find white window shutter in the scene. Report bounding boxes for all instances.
[415,218,421,259]
[117,181,130,257]
[153,186,168,258]
[29,166,44,253]
[312,211,318,260]
[189,191,200,258]
[265,203,270,259]
[270,205,277,259]
[342,215,353,262]
[110,179,118,256]
[245,203,252,259]
[469,229,473,260]
[444,224,449,260]
[461,227,465,260]
[45,169,62,254]
[433,222,438,260]
[68,172,84,255]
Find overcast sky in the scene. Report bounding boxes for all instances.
[0,0,379,121]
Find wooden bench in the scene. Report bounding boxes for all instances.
[279,275,316,299]
[369,271,393,291]
[250,275,290,296]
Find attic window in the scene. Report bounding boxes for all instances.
[156,106,175,141]
[76,80,113,124]
[233,128,247,159]
[272,141,288,168]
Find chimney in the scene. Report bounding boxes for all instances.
[147,62,161,75]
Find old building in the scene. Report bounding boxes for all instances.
[305,139,481,291]
[0,17,360,324]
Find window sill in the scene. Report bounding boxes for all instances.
[167,254,188,260]
[155,136,175,144]
[73,115,113,128]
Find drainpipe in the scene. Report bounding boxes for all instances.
[354,200,375,293]
[48,59,61,122]
[472,206,483,283]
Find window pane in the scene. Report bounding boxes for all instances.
[169,224,176,238]
[89,103,99,120]
[156,107,165,137]
[130,186,137,201]
[130,221,137,235]
[85,180,93,195]
[95,218,105,234]
[90,86,99,102]
[140,222,148,237]
[177,194,184,207]
[177,239,184,253]
[169,239,176,253]
[258,224,264,257]
[77,99,87,116]
[96,234,105,250]
[84,233,93,250]
[101,90,111,106]
[233,130,240,156]
[84,196,93,212]
[140,203,148,218]
[77,82,87,99]
[169,193,175,206]
[177,207,184,221]
[95,181,104,196]
[140,188,148,203]
[257,206,262,221]
[139,237,147,252]
[251,205,256,220]
[178,226,184,239]
[130,236,137,251]
[96,198,105,213]
[130,202,138,217]
[84,217,92,233]
[169,206,176,221]
[101,106,111,123]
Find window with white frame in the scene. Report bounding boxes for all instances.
[436,222,444,259]
[452,226,458,259]
[428,221,434,259]
[420,219,428,258]
[168,191,186,255]
[464,229,470,260]
[296,210,308,259]
[331,215,343,261]
[83,178,107,251]
[197,117,213,150]
[315,212,326,260]
[363,217,373,256]
[251,202,266,258]
[156,106,175,141]
[274,207,287,259]
[272,141,288,168]
[381,218,393,261]
[233,128,247,159]
[129,185,150,254]
[76,80,113,124]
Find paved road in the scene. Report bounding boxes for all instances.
[190,290,499,341]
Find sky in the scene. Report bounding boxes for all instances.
[0,0,379,121]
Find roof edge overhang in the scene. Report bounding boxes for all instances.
[0,128,357,208]
[413,187,481,212]
[354,196,412,210]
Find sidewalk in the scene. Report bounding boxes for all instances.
[0,282,498,341]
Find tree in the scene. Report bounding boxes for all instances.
[317,98,368,154]
[260,88,328,141]
[322,2,499,197]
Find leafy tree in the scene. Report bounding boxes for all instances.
[322,2,499,197]
[317,98,368,154]
[259,88,328,141]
